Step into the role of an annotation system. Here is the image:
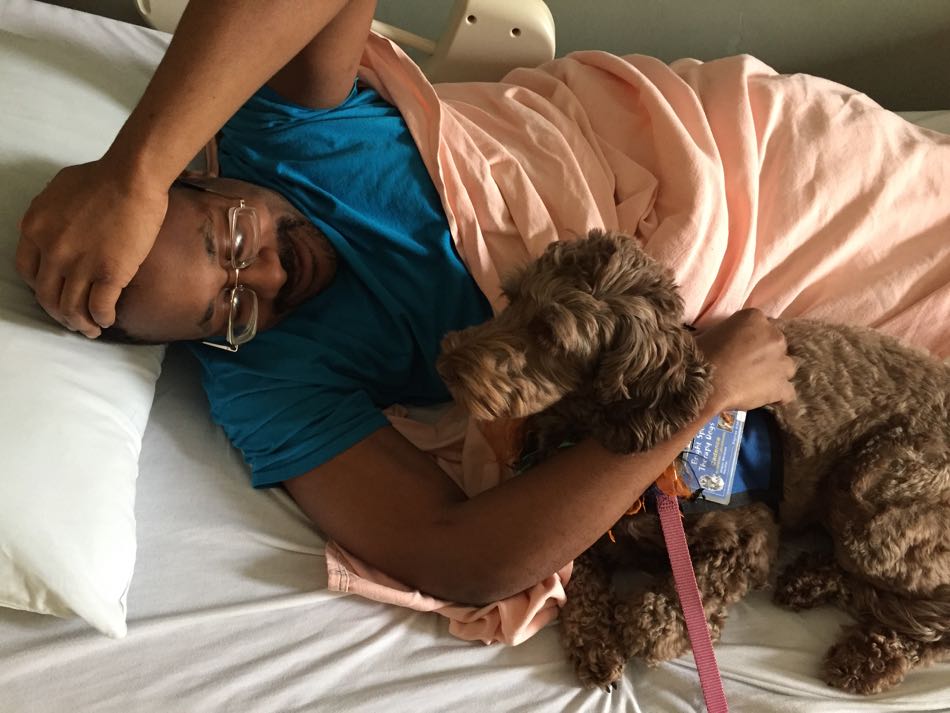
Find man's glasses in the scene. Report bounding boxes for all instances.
[174,178,261,353]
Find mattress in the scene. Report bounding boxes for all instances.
[1,2,948,712]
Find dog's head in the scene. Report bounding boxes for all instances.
[437,230,712,439]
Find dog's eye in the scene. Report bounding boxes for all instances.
[531,303,574,352]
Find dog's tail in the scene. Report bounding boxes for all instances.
[849,581,950,642]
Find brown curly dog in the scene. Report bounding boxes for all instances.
[436,229,950,694]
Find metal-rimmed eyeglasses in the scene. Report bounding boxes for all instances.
[173,177,261,353]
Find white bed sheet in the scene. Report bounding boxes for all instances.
[1,2,949,712]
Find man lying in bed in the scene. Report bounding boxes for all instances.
[14,0,796,606]
[15,1,948,609]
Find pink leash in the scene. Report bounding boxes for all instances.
[656,492,730,713]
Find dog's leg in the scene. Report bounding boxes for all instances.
[774,551,846,610]
[614,578,697,665]
[776,552,950,693]
[617,504,779,666]
[824,625,950,695]
[558,550,627,690]
[826,425,950,597]
[614,577,730,666]
[814,426,950,693]
[822,426,950,635]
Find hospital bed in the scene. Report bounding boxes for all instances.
[0,1,948,711]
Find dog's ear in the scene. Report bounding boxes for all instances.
[589,240,692,404]
[591,303,656,402]
[588,275,713,453]
[504,239,614,359]
[592,328,713,453]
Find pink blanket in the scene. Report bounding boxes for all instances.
[325,34,950,646]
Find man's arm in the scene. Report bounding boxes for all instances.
[126,0,378,179]
[16,0,376,337]
[286,309,797,604]
[286,406,720,605]
[268,0,377,108]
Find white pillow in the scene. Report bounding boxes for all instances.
[0,1,166,637]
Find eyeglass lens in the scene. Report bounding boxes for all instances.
[230,207,260,269]
[230,286,258,344]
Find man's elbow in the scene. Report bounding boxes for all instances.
[457,578,531,607]
[411,545,535,606]
[430,578,519,608]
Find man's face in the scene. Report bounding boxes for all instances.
[117,177,336,343]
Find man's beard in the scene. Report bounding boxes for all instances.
[273,215,337,316]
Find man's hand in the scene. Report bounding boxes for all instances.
[16,160,168,338]
[695,308,797,412]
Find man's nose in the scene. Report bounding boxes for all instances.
[233,246,286,299]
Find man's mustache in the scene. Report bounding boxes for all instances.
[274,216,304,315]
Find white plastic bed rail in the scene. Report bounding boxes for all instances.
[135,0,556,82]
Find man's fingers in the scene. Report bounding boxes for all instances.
[88,281,123,330]
[785,357,798,380]
[782,382,798,404]
[14,237,40,288]
[21,240,126,334]
[33,256,67,324]
[60,276,101,338]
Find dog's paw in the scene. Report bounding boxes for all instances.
[823,628,916,695]
[616,591,691,665]
[566,644,626,690]
[559,603,627,689]
[576,655,626,691]
[774,553,843,611]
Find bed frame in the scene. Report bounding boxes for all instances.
[135,0,556,82]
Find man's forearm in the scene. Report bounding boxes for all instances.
[425,400,722,604]
[105,0,362,185]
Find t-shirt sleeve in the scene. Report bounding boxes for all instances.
[222,82,360,135]
[196,360,389,488]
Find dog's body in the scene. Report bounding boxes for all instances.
[437,230,950,694]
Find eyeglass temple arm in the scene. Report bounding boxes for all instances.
[204,139,220,177]
[201,339,238,353]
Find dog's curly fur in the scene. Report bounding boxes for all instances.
[436,229,950,694]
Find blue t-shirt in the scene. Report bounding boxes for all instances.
[189,83,492,487]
